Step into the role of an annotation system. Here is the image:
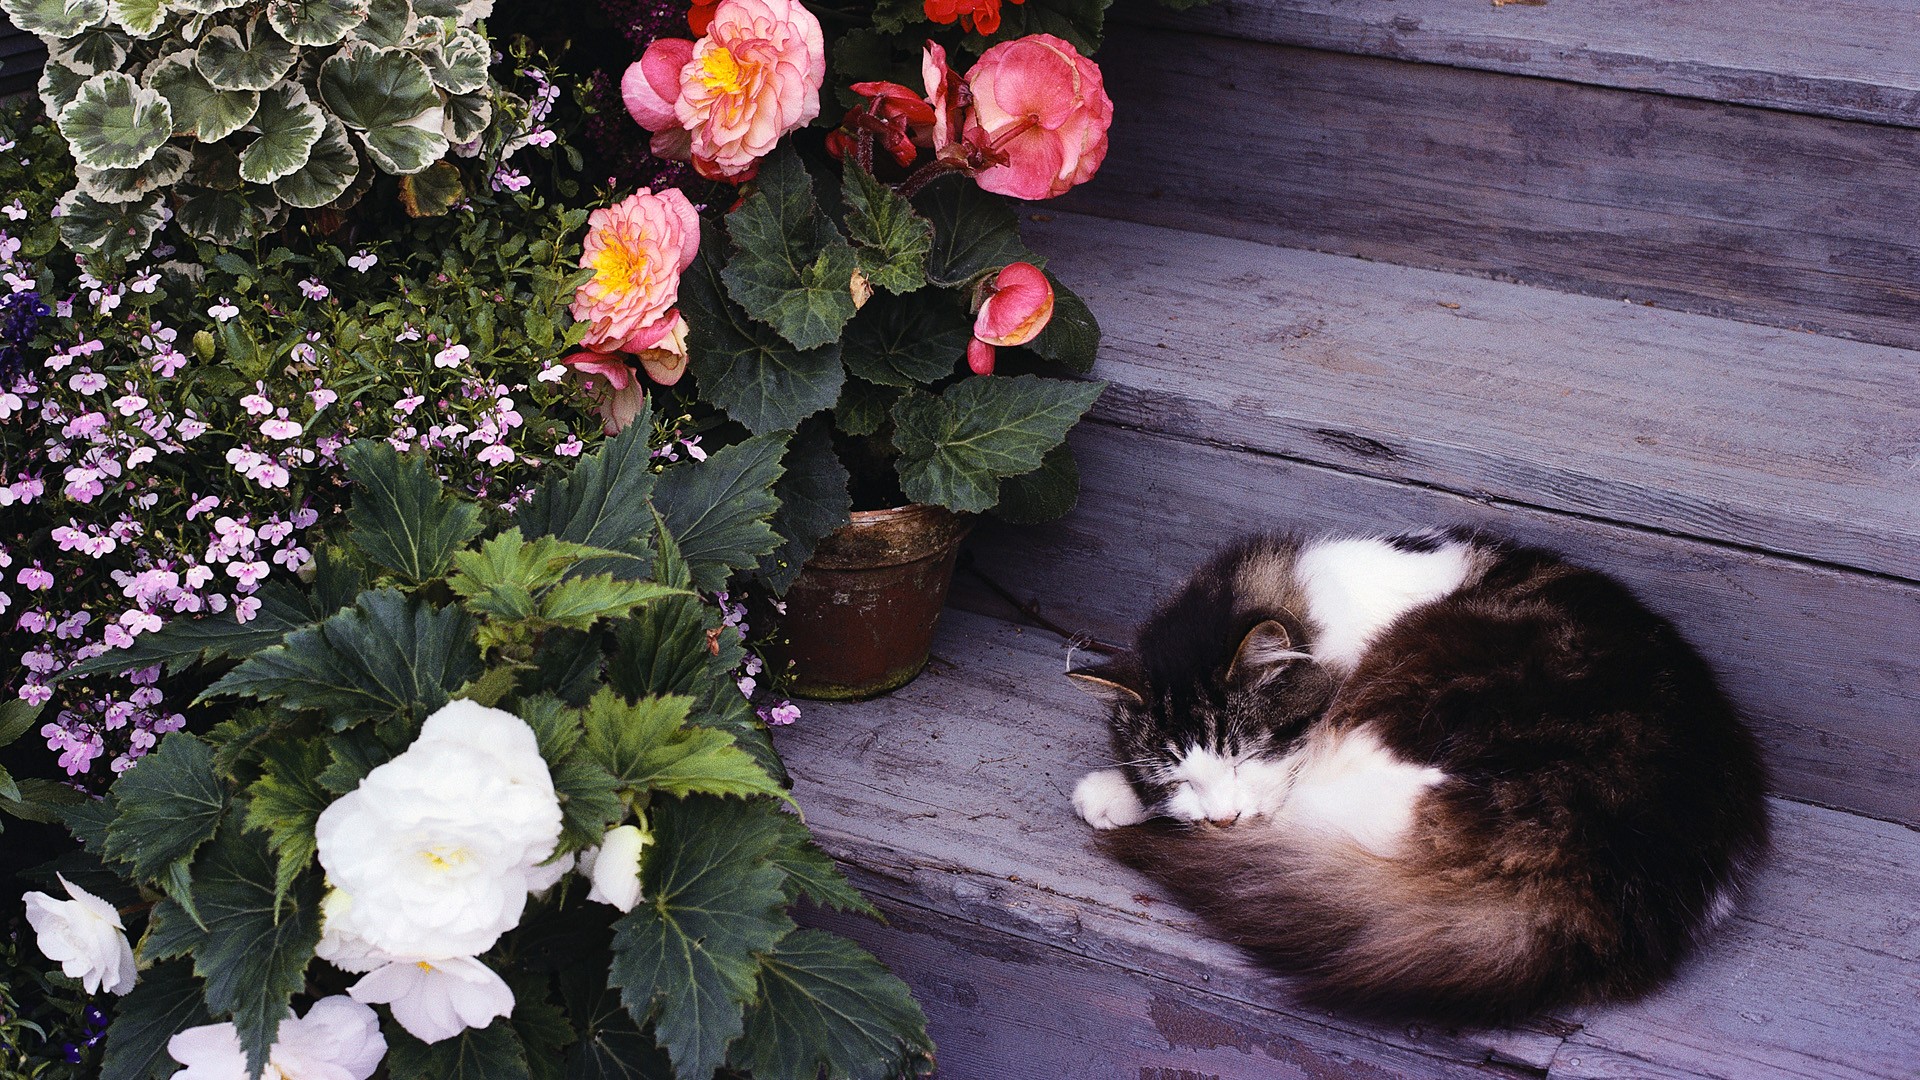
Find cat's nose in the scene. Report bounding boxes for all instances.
[1209,813,1240,826]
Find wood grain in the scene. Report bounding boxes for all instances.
[965,423,1920,826]
[776,608,1920,1079]
[1058,28,1920,352]
[1126,0,1920,128]
[1021,211,1920,584]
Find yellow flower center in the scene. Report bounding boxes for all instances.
[590,241,651,293]
[420,846,469,871]
[698,46,751,96]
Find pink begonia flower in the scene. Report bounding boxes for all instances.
[621,0,825,181]
[968,261,1054,375]
[965,34,1113,201]
[572,189,699,354]
[561,352,650,435]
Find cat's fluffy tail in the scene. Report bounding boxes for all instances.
[1100,824,1566,1023]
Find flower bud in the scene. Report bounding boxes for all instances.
[585,823,651,912]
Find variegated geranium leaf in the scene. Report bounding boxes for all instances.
[173,0,247,13]
[265,0,367,47]
[358,112,446,174]
[442,89,489,144]
[75,144,190,202]
[422,25,487,95]
[55,187,164,261]
[396,158,461,217]
[187,141,245,190]
[145,50,258,142]
[319,43,446,174]
[238,82,324,183]
[59,71,172,170]
[195,16,296,91]
[51,26,128,75]
[271,117,357,208]
[0,0,108,37]
[412,0,461,16]
[37,61,89,115]
[352,0,414,47]
[107,0,168,36]
[173,181,280,244]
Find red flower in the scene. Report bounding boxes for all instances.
[829,80,937,168]
[968,261,1054,375]
[924,0,1024,36]
[689,0,719,35]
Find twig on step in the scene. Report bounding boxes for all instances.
[957,551,1125,656]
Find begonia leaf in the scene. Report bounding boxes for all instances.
[731,929,934,1080]
[101,732,226,881]
[840,289,970,388]
[517,415,658,558]
[559,970,673,1078]
[721,145,861,350]
[890,374,1105,513]
[985,0,1111,54]
[579,690,783,802]
[992,441,1081,525]
[652,432,788,593]
[386,1018,531,1080]
[833,377,897,438]
[767,809,878,918]
[756,418,850,595]
[1024,269,1100,374]
[913,174,1036,287]
[202,588,481,731]
[243,738,331,906]
[341,440,485,583]
[843,161,932,295]
[607,795,795,1079]
[98,960,211,1080]
[683,227,845,434]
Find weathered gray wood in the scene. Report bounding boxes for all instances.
[1022,211,1920,584]
[776,608,1920,1079]
[1126,0,1920,128]
[1058,28,1920,352]
[966,423,1920,826]
[799,903,1520,1080]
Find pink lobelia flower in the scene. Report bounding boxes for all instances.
[571,189,700,356]
[622,0,825,182]
[968,261,1054,375]
[965,34,1113,201]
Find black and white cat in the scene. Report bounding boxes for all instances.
[1070,528,1768,1022]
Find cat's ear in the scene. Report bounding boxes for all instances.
[1227,620,1310,689]
[1067,665,1146,707]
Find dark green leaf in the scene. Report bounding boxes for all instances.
[843,161,931,295]
[550,758,624,852]
[518,417,659,558]
[508,972,575,1080]
[102,733,226,881]
[607,796,795,1078]
[99,960,211,1080]
[722,145,860,350]
[757,418,851,595]
[342,440,485,583]
[190,810,323,1076]
[914,175,1033,287]
[1023,270,1101,374]
[834,377,898,438]
[387,1019,531,1080]
[529,629,603,707]
[768,810,879,918]
[683,223,845,435]
[316,729,397,794]
[891,375,1104,513]
[580,691,783,801]
[559,967,672,1079]
[733,929,934,1080]
[841,289,970,388]
[243,738,331,906]
[202,589,481,731]
[984,0,1113,54]
[653,432,787,593]
[64,579,313,679]
[991,442,1081,525]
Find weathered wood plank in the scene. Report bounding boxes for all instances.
[776,609,1920,1079]
[966,423,1920,825]
[1058,28,1920,352]
[799,903,1520,1080]
[1022,211,1920,583]
[1126,0,1920,128]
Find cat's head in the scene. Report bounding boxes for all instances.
[1070,620,1335,825]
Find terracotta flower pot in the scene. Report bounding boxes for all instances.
[765,504,972,701]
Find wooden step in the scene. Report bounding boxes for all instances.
[776,609,1920,1080]
[978,212,1920,826]
[1063,21,1920,351]
[1128,0,1920,127]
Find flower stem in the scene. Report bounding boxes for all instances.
[897,159,961,199]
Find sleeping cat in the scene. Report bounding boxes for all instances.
[1070,528,1768,1022]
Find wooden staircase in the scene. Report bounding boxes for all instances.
[776,3,1920,1077]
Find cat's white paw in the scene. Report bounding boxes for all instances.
[1074,769,1149,830]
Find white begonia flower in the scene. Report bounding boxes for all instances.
[348,956,515,1045]
[168,995,385,1080]
[584,824,651,913]
[314,700,563,959]
[22,874,136,995]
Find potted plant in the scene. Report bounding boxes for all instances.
[565,0,1114,699]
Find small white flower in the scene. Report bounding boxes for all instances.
[583,824,650,913]
[433,343,469,368]
[168,995,385,1080]
[208,298,238,322]
[348,250,377,272]
[349,956,514,1045]
[22,875,136,995]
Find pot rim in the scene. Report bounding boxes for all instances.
[809,502,973,569]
